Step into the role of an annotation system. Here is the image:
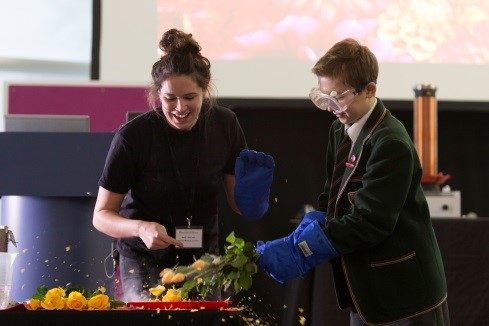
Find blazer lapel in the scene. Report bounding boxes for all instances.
[337,100,387,200]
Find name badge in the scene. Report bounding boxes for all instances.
[175,226,203,248]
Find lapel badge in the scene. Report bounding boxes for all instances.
[346,154,356,168]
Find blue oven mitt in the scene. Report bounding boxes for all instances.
[256,220,339,284]
[294,210,327,242]
[235,149,275,220]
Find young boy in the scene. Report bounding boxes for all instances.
[256,38,449,325]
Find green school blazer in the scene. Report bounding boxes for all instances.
[319,99,447,324]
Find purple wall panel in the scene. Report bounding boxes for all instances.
[7,84,149,132]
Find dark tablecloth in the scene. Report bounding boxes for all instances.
[0,307,244,326]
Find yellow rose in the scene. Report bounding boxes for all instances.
[161,270,175,284]
[192,259,206,270]
[159,268,172,278]
[87,294,110,310]
[170,272,185,283]
[162,288,182,302]
[28,298,41,310]
[46,287,66,298]
[41,291,65,310]
[66,291,88,310]
[149,285,166,298]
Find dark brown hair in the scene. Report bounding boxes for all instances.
[312,38,378,89]
[147,29,216,109]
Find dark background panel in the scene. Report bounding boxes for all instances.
[218,99,489,220]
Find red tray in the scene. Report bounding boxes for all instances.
[127,301,232,310]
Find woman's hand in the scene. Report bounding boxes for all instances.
[137,221,183,250]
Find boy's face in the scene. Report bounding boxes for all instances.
[317,76,374,125]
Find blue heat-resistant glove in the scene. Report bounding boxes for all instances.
[294,210,327,242]
[235,149,275,220]
[256,220,339,284]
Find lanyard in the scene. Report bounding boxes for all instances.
[162,113,205,227]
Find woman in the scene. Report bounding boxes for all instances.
[93,29,274,301]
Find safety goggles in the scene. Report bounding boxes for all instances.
[309,85,363,113]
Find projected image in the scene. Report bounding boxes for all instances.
[157,0,488,64]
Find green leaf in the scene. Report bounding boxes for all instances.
[244,261,258,274]
[225,232,236,244]
[226,270,240,280]
[110,300,126,309]
[229,254,248,268]
[238,272,253,290]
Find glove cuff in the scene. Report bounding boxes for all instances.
[301,210,327,227]
[296,220,339,265]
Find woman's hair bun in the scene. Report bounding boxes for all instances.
[159,28,201,57]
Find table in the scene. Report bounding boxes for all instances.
[0,307,244,325]
[431,218,489,326]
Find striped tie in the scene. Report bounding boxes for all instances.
[327,135,352,219]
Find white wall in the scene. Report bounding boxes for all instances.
[99,0,157,86]
[0,0,92,127]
